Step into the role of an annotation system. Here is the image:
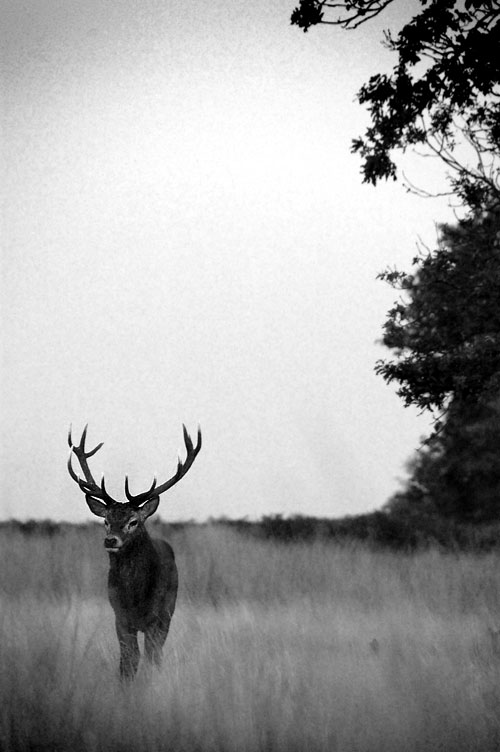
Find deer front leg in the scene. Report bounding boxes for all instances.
[144,619,170,668]
[115,619,140,680]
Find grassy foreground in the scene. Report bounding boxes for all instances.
[1,524,500,751]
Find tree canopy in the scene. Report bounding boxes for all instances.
[376,206,500,414]
[291,0,500,202]
[373,205,500,523]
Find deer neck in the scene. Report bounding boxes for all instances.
[108,528,158,578]
[107,528,161,617]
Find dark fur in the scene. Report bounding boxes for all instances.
[91,500,178,679]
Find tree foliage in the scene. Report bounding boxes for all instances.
[291,0,500,201]
[386,397,500,523]
[377,207,500,522]
[376,206,500,413]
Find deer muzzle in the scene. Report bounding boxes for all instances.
[104,535,123,552]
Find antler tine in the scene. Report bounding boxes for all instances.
[100,476,120,506]
[67,424,118,505]
[125,425,202,507]
[67,449,101,496]
[67,446,79,484]
[124,475,158,506]
[69,423,104,458]
[183,424,194,453]
[150,425,202,499]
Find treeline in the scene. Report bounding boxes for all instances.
[3,512,500,551]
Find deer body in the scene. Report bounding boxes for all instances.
[68,425,200,679]
[108,536,177,631]
[107,531,178,675]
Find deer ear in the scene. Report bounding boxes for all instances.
[138,496,160,521]
[85,495,109,518]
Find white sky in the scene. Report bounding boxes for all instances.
[1,0,455,523]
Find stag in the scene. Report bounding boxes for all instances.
[68,424,201,679]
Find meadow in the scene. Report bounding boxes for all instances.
[1,522,500,751]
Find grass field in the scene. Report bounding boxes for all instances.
[1,523,500,751]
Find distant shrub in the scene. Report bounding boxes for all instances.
[0,519,61,537]
[2,510,500,569]
[259,514,317,542]
[210,513,500,552]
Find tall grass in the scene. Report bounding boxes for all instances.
[1,524,500,751]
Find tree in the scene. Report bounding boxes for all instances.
[291,2,500,524]
[385,396,500,524]
[377,206,500,522]
[291,0,500,203]
[376,206,500,414]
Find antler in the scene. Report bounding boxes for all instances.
[67,424,118,505]
[125,425,202,507]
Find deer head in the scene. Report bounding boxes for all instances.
[68,424,201,553]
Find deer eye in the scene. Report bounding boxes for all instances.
[128,519,138,529]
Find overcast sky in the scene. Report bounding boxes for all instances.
[2,0,454,523]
